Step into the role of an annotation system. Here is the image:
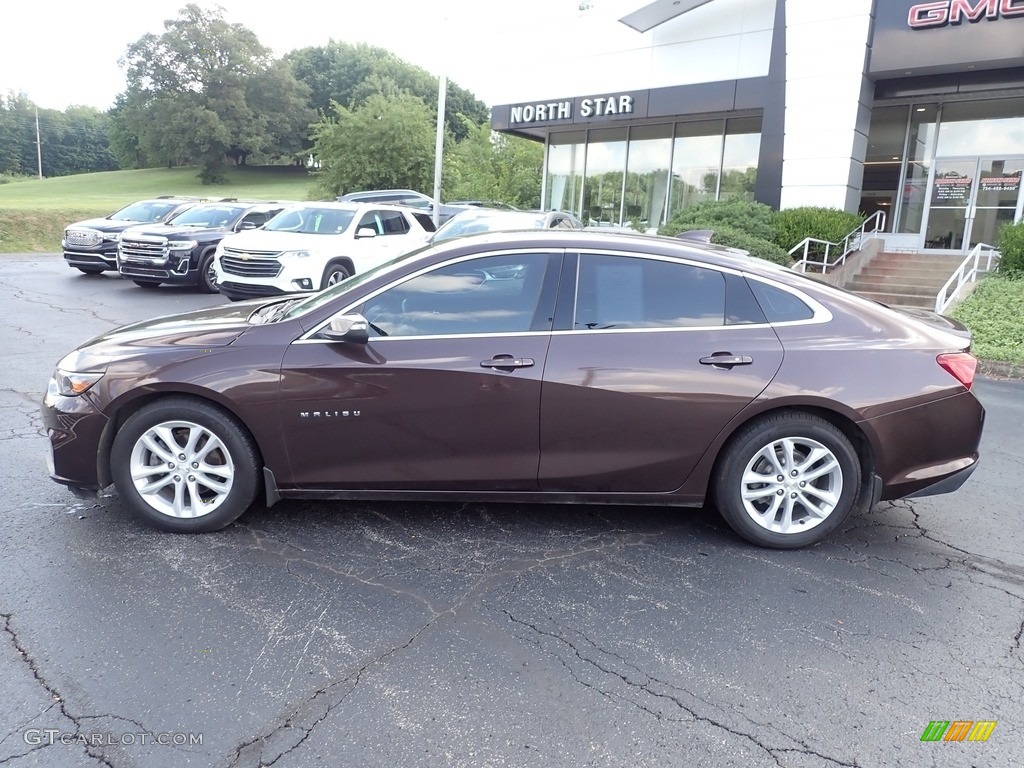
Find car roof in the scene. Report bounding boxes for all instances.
[281,200,427,214]
[426,228,792,278]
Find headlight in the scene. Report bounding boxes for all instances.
[279,250,312,259]
[167,240,198,251]
[102,233,121,243]
[55,369,104,396]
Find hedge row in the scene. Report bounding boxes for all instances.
[657,199,864,266]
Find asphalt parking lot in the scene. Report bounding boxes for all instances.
[2,254,1022,767]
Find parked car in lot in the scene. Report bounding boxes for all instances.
[213,201,433,301]
[43,230,984,548]
[117,201,287,292]
[336,189,469,224]
[62,196,205,275]
[431,208,583,244]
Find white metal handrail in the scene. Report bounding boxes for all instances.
[791,210,886,273]
[934,242,1001,314]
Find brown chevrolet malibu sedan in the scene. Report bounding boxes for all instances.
[43,230,985,548]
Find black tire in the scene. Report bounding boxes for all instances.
[713,412,861,549]
[77,267,104,275]
[110,398,260,533]
[320,262,352,290]
[133,279,162,289]
[198,251,219,294]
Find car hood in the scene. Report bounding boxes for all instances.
[122,223,228,239]
[68,303,259,367]
[66,217,142,234]
[221,229,346,252]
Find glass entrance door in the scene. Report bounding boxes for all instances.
[924,157,1024,252]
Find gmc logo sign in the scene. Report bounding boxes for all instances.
[909,0,1024,28]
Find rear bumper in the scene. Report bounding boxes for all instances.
[905,459,979,499]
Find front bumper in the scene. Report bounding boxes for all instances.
[41,378,110,490]
[118,251,200,285]
[63,247,118,271]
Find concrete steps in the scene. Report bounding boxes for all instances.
[844,252,963,309]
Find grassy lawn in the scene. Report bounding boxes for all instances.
[0,166,319,252]
[951,274,1024,366]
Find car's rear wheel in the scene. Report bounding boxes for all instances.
[714,413,861,548]
[110,398,260,533]
[320,262,352,290]
[198,251,219,294]
[133,280,162,289]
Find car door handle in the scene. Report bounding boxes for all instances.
[699,353,753,368]
[480,355,535,370]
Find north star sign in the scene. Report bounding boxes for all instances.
[510,94,636,125]
[909,0,1024,28]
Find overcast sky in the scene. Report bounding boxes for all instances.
[1,0,639,111]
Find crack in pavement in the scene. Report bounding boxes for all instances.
[222,528,645,766]
[0,612,202,767]
[496,608,860,768]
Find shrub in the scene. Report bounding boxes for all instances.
[950,274,1024,364]
[997,220,1024,276]
[659,199,776,243]
[773,207,865,253]
[661,221,790,265]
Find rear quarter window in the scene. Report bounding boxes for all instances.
[747,279,815,322]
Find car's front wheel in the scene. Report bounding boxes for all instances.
[110,398,260,532]
[713,413,861,548]
[320,262,352,290]
[198,251,219,294]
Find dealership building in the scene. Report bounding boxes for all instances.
[490,0,1024,255]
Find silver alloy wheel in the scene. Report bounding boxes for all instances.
[740,436,843,534]
[128,420,235,518]
[326,269,347,287]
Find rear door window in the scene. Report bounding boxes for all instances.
[574,254,727,329]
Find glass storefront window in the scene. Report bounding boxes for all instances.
[623,125,672,228]
[721,117,761,201]
[546,132,586,214]
[896,104,937,234]
[861,105,909,227]
[583,128,627,227]
[936,99,1024,156]
[668,121,724,221]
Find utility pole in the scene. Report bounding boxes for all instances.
[34,107,43,180]
[431,73,447,229]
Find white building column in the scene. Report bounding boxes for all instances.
[780,0,874,211]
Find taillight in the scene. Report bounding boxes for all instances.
[937,352,977,390]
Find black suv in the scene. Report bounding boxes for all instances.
[117,201,288,292]
[62,197,205,274]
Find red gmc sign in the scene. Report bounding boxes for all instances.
[909,0,1024,28]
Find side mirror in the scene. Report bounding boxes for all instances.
[315,313,369,344]
[355,227,377,239]
[239,221,259,231]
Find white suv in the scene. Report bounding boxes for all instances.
[213,202,434,300]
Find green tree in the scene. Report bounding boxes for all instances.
[446,120,543,208]
[286,41,488,141]
[114,4,313,180]
[311,92,438,197]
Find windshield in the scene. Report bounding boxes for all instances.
[432,211,547,243]
[170,205,245,228]
[264,207,356,234]
[110,201,181,223]
[279,243,434,321]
